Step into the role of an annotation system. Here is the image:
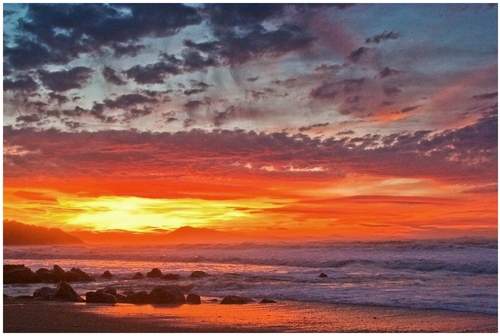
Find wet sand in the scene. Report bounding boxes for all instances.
[3,298,498,333]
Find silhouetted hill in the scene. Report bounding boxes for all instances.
[164,226,252,243]
[3,220,84,245]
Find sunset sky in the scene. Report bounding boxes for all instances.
[3,3,498,241]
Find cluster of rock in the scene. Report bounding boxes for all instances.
[3,264,209,284]
[6,280,276,306]
[5,264,278,305]
[4,264,94,284]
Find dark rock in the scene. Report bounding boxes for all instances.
[33,287,57,300]
[53,265,66,281]
[190,271,208,278]
[260,298,277,303]
[36,268,56,283]
[64,270,81,282]
[54,281,84,302]
[186,293,201,304]
[86,290,117,304]
[4,264,26,272]
[116,293,128,303]
[126,291,150,304]
[149,285,185,304]
[220,295,253,304]
[146,268,163,278]
[101,270,113,278]
[4,266,41,284]
[161,273,181,280]
[319,273,328,278]
[70,268,94,282]
[103,286,117,296]
[132,272,144,279]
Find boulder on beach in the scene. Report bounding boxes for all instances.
[146,268,163,278]
[4,264,26,273]
[132,272,144,279]
[220,295,253,304]
[70,268,94,281]
[4,265,40,284]
[54,281,84,302]
[36,268,57,283]
[33,286,57,300]
[260,298,277,304]
[186,293,201,304]
[190,271,208,278]
[161,273,181,281]
[101,270,113,278]
[103,286,117,296]
[53,265,66,281]
[86,290,117,304]
[319,273,328,278]
[126,291,150,304]
[149,285,186,304]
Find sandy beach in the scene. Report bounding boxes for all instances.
[3,298,497,333]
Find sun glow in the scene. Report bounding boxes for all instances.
[59,196,271,232]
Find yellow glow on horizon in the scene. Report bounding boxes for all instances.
[58,196,283,232]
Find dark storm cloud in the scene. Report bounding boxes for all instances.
[102,66,127,86]
[184,100,204,110]
[183,39,221,53]
[103,93,158,109]
[38,67,93,92]
[125,61,182,84]
[16,114,40,123]
[183,118,196,128]
[201,4,316,66]
[348,47,369,62]
[298,123,330,132]
[181,49,219,71]
[48,92,69,105]
[111,42,145,58]
[383,85,402,96]
[472,92,498,100]
[4,4,202,70]
[3,75,39,93]
[218,24,315,65]
[379,67,405,78]
[184,81,210,96]
[213,106,236,127]
[310,78,365,100]
[365,30,400,44]
[400,105,421,113]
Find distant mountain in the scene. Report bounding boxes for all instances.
[70,226,276,245]
[3,220,84,245]
[163,226,253,244]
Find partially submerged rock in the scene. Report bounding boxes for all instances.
[186,293,201,304]
[319,272,328,278]
[146,268,163,278]
[190,271,208,278]
[4,265,40,284]
[260,298,277,303]
[86,290,117,304]
[220,295,253,304]
[101,270,113,278]
[132,272,144,279]
[162,273,181,280]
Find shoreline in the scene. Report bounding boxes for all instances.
[3,298,498,333]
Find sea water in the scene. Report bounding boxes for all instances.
[3,238,497,315]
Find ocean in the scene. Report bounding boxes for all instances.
[3,238,497,315]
